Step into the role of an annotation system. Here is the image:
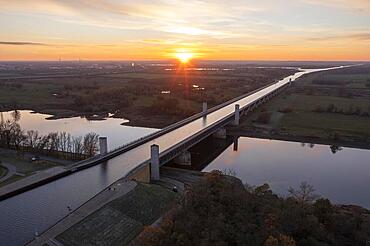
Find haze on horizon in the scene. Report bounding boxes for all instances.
[0,0,369,61]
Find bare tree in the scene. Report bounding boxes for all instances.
[288,182,319,206]
[83,132,99,157]
[72,136,84,160]
[26,130,40,149]
[0,119,99,160]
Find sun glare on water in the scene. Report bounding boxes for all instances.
[175,52,193,64]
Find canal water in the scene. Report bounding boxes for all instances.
[203,137,370,209]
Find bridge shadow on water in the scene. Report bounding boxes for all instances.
[165,135,238,171]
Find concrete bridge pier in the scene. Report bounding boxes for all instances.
[213,127,227,139]
[234,104,240,126]
[150,144,160,181]
[99,137,108,155]
[174,151,192,166]
[203,102,208,115]
[233,137,239,152]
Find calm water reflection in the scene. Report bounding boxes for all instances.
[1,110,158,150]
[203,137,370,209]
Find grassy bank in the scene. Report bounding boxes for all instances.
[56,183,178,246]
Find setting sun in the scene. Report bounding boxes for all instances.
[175,52,193,63]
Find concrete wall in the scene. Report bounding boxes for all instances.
[174,151,192,166]
[127,163,150,183]
[213,128,227,139]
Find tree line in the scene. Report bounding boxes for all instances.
[135,171,370,246]
[0,119,99,161]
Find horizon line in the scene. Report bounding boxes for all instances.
[0,59,369,63]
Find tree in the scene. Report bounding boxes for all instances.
[26,130,40,149]
[72,136,84,160]
[83,132,99,157]
[288,182,319,206]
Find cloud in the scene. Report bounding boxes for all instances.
[0,41,49,46]
[307,32,370,42]
[301,0,370,11]
[0,0,264,39]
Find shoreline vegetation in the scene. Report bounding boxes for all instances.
[0,115,100,161]
[134,171,370,246]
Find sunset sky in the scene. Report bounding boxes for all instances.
[0,0,369,61]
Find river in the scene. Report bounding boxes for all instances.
[0,110,158,150]
[203,137,370,209]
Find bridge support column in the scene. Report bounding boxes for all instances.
[233,137,239,152]
[174,151,192,166]
[213,127,227,139]
[234,104,240,126]
[203,102,207,115]
[150,144,160,181]
[99,137,108,155]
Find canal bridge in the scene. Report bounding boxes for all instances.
[0,65,354,246]
[0,66,349,202]
[70,66,346,183]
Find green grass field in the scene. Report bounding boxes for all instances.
[298,69,370,88]
[0,152,57,175]
[242,66,370,142]
[279,112,370,137]
[0,149,59,186]
[265,94,370,113]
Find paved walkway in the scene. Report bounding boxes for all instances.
[0,163,16,183]
[160,167,205,188]
[0,166,67,199]
[25,167,204,246]
[27,180,137,246]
